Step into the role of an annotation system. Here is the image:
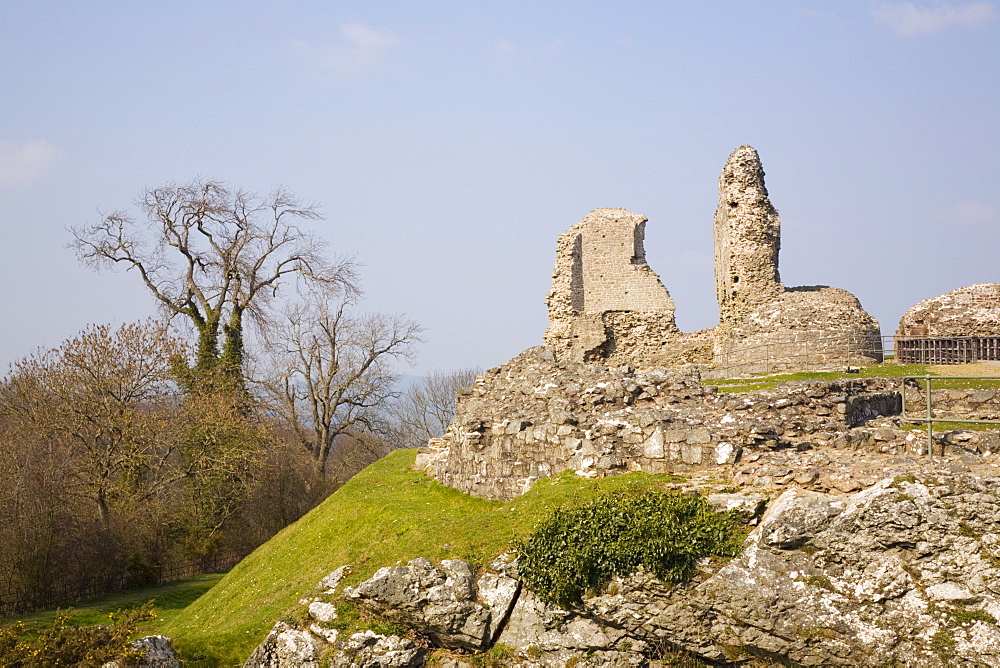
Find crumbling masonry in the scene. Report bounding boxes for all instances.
[543,208,712,366]
[710,146,882,373]
[421,145,896,499]
[544,145,882,373]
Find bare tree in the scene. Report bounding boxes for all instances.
[386,368,480,449]
[70,180,355,387]
[0,321,188,526]
[259,290,423,475]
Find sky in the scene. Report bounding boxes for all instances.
[1,1,998,376]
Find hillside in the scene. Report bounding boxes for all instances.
[160,449,688,665]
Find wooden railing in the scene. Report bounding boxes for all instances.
[895,336,1000,364]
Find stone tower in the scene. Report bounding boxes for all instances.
[714,145,783,330]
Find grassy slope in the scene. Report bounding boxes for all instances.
[161,449,687,666]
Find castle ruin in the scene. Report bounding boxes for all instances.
[895,283,1000,363]
[710,146,883,373]
[714,145,784,331]
[417,145,989,501]
[543,145,882,373]
[543,208,712,366]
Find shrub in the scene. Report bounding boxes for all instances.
[0,603,155,667]
[514,489,744,606]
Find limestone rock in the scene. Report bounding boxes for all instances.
[497,588,646,666]
[102,635,179,668]
[344,558,512,651]
[307,600,338,623]
[317,564,350,593]
[559,472,1000,666]
[475,570,521,641]
[243,622,320,668]
[706,491,766,518]
[757,488,845,549]
[328,631,426,668]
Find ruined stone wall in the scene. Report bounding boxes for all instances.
[897,283,1000,338]
[418,346,904,500]
[708,287,883,376]
[544,208,693,366]
[903,385,1000,421]
[714,145,783,331]
[711,146,882,372]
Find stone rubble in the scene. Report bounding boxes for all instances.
[419,346,915,500]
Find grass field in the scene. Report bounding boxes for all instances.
[1,573,224,641]
[708,362,933,392]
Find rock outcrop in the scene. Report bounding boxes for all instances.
[244,622,322,668]
[250,472,1000,666]
[102,635,180,668]
[343,557,519,651]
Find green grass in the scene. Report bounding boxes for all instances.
[2,573,224,640]
[709,363,932,393]
[159,449,689,666]
[918,377,1000,390]
[901,420,1000,433]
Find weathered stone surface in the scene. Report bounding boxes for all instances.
[317,564,350,593]
[497,588,646,666]
[543,207,712,367]
[757,488,846,549]
[102,635,180,668]
[711,146,882,374]
[706,491,766,518]
[904,383,1000,423]
[475,570,520,641]
[307,600,338,623]
[898,283,1000,339]
[243,622,320,668]
[556,473,1000,666]
[328,631,426,668]
[344,558,509,651]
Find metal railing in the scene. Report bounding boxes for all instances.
[901,375,1000,456]
[706,332,887,379]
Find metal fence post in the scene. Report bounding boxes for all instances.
[925,375,934,457]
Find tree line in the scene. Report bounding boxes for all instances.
[0,180,473,611]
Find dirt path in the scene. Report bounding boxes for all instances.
[928,362,1000,376]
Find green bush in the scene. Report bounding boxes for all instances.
[0,603,155,667]
[514,490,744,606]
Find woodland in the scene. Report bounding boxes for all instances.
[0,179,470,616]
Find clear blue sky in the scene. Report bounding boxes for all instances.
[2,1,997,375]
